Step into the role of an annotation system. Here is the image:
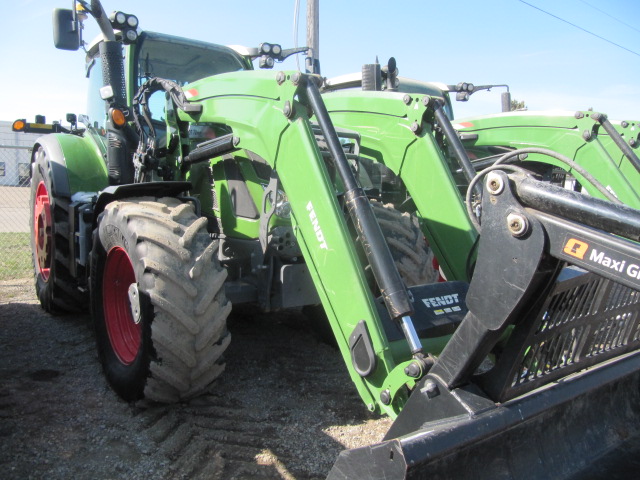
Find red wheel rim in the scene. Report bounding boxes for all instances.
[103,247,141,365]
[33,181,52,281]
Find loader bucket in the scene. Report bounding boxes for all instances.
[328,352,640,479]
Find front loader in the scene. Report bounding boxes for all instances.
[27,1,640,477]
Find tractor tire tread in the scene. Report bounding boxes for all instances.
[97,197,231,403]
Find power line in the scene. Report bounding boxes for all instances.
[578,0,640,34]
[518,0,640,58]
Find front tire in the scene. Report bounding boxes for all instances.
[91,197,231,402]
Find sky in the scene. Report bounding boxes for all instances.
[0,0,638,124]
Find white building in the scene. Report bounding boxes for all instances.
[0,120,41,187]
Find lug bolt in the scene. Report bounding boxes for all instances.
[507,212,528,237]
[486,172,504,195]
[283,101,294,118]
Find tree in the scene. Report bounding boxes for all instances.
[510,99,526,111]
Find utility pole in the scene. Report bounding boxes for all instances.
[306,0,320,74]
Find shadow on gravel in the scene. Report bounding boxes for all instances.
[0,301,388,479]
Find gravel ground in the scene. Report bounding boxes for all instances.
[0,278,391,479]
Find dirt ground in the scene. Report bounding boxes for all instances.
[0,278,391,479]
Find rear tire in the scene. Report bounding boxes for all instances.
[91,197,231,402]
[30,147,86,313]
[369,200,438,286]
[305,201,437,344]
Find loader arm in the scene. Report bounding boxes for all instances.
[329,168,640,479]
[173,71,439,416]
[321,91,478,282]
[456,111,640,208]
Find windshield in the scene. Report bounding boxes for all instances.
[133,32,249,122]
[135,32,248,87]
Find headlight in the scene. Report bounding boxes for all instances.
[125,30,138,42]
[259,55,274,69]
[260,42,272,54]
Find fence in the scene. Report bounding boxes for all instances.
[0,144,32,281]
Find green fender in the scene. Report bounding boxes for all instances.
[32,133,108,198]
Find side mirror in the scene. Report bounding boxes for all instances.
[66,113,78,129]
[52,8,80,51]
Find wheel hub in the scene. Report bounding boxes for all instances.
[33,181,52,281]
[128,283,142,325]
[102,247,141,365]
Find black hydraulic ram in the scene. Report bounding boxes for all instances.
[431,100,481,196]
[304,76,423,354]
[431,101,475,184]
[591,112,640,175]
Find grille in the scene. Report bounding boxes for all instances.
[480,269,640,402]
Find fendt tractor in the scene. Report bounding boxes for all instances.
[19,0,640,477]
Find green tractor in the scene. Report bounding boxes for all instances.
[27,1,640,477]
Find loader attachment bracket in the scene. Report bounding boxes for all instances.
[329,168,640,479]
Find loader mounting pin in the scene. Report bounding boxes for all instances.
[411,121,421,134]
[486,172,504,195]
[276,71,286,85]
[404,361,422,378]
[283,101,294,118]
[380,389,391,405]
[507,212,529,237]
[403,94,412,105]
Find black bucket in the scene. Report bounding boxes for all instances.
[328,351,640,479]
